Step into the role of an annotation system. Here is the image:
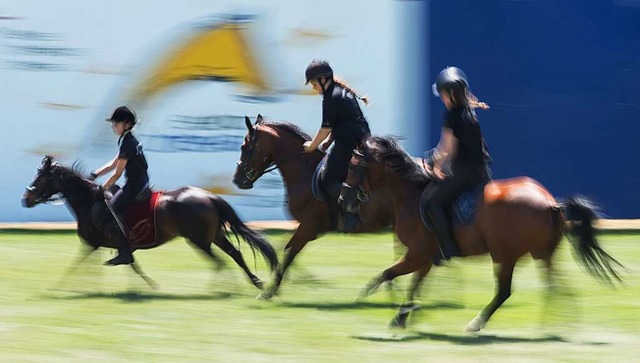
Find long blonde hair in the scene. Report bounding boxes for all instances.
[332,76,370,105]
[466,89,490,110]
[450,86,489,110]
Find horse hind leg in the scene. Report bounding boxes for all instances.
[189,235,225,271]
[212,231,264,290]
[465,260,516,332]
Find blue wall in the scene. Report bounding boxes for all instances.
[426,0,640,217]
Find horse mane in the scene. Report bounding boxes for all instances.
[363,136,430,185]
[260,120,312,142]
[54,161,100,195]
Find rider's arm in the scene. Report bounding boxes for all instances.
[91,155,118,178]
[306,127,332,152]
[319,132,333,152]
[103,158,128,190]
[305,92,336,152]
[434,127,458,170]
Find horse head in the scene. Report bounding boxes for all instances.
[22,155,64,208]
[233,114,274,189]
[22,155,98,208]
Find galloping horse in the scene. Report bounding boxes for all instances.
[22,155,278,290]
[233,115,433,300]
[338,136,623,330]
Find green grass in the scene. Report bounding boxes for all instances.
[1,230,638,362]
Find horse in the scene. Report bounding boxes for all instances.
[233,115,434,301]
[338,135,624,330]
[22,155,278,290]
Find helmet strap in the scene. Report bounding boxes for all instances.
[319,77,330,91]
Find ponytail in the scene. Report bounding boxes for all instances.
[466,89,490,110]
[333,77,370,105]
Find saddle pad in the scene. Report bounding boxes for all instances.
[124,191,163,248]
[311,155,329,201]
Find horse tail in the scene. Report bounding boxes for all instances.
[210,195,279,272]
[559,195,623,284]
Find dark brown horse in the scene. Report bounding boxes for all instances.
[22,155,278,290]
[339,136,624,330]
[233,115,433,301]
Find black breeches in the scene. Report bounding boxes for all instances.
[322,139,360,200]
[110,180,147,218]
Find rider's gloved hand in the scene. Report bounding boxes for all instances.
[88,171,98,182]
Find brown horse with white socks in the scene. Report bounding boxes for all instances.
[233,116,414,300]
[338,136,623,330]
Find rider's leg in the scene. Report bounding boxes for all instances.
[104,184,136,266]
[323,140,358,231]
[421,163,487,261]
[421,182,459,262]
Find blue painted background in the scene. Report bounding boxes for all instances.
[426,0,640,217]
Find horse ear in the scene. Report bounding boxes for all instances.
[42,155,52,170]
[244,116,254,134]
[256,114,263,124]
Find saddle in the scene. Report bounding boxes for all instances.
[419,182,487,231]
[100,183,162,248]
[311,155,329,202]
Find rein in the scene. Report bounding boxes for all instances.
[238,124,308,181]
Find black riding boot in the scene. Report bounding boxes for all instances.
[427,206,459,264]
[104,221,134,266]
[327,184,360,233]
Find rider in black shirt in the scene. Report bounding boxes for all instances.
[90,105,149,266]
[422,66,491,262]
[302,60,371,231]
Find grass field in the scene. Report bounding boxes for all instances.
[1,230,638,362]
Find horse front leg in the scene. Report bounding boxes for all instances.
[260,222,318,300]
[389,262,433,328]
[465,260,516,332]
[51,244,97,290]
[358,221,430,300]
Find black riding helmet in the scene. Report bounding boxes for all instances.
[305,60,333,85]
[105,105,136,125]
[432,66,470,97]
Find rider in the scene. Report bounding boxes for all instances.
[422,66,491,263]
[89,105,150,266]
[302,60,371,232]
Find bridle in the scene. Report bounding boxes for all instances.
[25,168,63,205]
[237,124,305,182]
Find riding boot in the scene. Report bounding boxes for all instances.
[104,221,134,266]
[427,206,459,262]
[328,183,360,233]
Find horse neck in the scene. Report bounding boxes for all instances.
[267,128,320,192]
[368,162,423,202]
[55,171,98,217]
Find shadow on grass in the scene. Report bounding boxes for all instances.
[278,301,465,311]
[41,290,238,303]
[354,331,570,345]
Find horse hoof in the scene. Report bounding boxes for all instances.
[464,315,486,332]
[389,313,408,329]
[252,279,264,290]
[257,289,275,300]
